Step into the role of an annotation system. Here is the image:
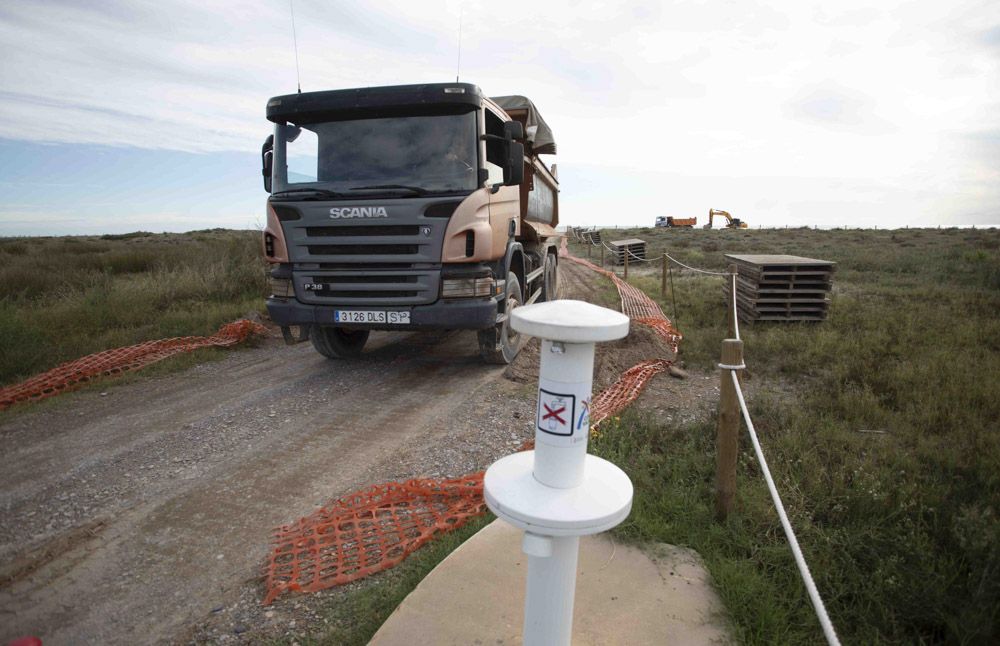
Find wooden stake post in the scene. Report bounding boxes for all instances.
[661,254,668,297]
[624,247,629,280]
[600,244,605,268]
[715,338,743,521]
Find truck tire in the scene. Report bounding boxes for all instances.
[310,326,369,359]
[478,274,523,365]
[541,253,558,301]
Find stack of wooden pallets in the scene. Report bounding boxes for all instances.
[608,238,646,265]
[724,254,835,322]
[582,229,602,245]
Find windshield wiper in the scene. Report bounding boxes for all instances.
[348,184,430,196]
[271,188,348,200]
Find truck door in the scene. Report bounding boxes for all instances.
[485,109,520,260]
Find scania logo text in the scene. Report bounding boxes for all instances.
[329,207,388,219]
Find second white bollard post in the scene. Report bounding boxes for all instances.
[484,299,633,646]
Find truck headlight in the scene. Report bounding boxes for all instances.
[270,277,293,298]
[442,276,493,299]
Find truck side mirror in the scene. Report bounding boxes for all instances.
[503,120,524,141]
[261,135,273,193]
[504,141,524,186]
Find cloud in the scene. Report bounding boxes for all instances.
[982,25,1000,49]
[788,83,892,133]
[0,0,997,233]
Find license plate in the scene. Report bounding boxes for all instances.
[334,310,410,324]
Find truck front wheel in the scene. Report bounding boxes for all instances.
[478,274,523,365]
[311,326,369,359]
[541,253,558,301]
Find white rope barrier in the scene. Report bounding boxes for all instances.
[574,229,831,641]
[573,231,738,330]
[663,251,731,276]
[574,229,726,274]
[594,238,732,276]
[622,246,656,263]
[729,370,841,646]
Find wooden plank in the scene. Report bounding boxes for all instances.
[736,301,828,322]
[728,291,831,305]
[725,253,836,267]
[733,293,829,313]
[737,267,835,279]
[753,314,828,321]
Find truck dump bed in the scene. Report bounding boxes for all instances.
[491,95,559,235]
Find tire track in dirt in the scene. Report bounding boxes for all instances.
[0,256,716,644]
[0,329,514,644]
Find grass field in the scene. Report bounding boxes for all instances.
[572,226,1000,644]
[4,226,997,643]
[0,229,268,386]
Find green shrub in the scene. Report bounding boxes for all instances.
[569,227,1000,644]
[0,230,268,384]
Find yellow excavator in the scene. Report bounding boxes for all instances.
[703,208,748,229]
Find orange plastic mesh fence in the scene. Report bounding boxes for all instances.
[261,238,683,605]
[558,239,683,352]
[0,320,267,411]
[590,359,674,429]
[263,474,488,605]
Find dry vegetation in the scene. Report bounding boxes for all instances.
[572,226,1000,644]
[2,225,997,644]
[0,229,268,386]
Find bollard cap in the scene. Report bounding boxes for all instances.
[511,300,629,343]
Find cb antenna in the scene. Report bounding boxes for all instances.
[290,0,302,93]
[455,3,464,82]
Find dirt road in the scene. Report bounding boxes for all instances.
[0,259,707,644]
[0,260,627,644]
[1,317,548,643]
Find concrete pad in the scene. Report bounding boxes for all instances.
[370,519,732,645]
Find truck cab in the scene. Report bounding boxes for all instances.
[260,83,560,364]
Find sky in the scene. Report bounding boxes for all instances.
[0,0,998,236]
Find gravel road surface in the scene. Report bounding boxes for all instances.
[0,259,718,644]
[0,261,624,644]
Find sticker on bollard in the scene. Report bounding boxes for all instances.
[536,378,591,446]
[538,389,574,436]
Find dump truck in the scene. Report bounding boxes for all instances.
[259,83,560,364]
[655,216,696,228]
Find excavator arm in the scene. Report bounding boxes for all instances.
[705,208,748,229]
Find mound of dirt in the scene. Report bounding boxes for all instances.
[503,260,676,391]
[504,322,675,392]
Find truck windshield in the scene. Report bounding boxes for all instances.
[271,111,479,196]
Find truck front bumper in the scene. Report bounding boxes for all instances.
[266,297,498,331]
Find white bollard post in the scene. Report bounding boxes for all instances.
[484,300,633,646]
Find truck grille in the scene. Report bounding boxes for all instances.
[294,270,438,305]
[306,225,420,237]
[278,197,455,306]
[306,244,419,256]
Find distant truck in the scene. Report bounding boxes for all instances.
[259,83,560,364]
[655,216,697,228]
